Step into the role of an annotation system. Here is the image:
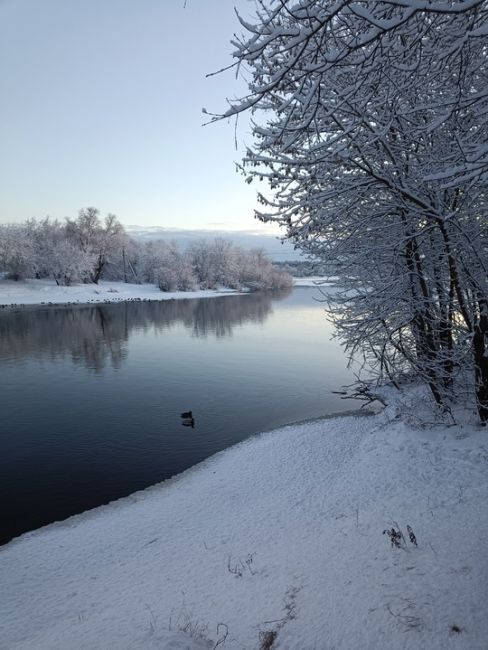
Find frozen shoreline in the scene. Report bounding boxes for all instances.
[0,277,322,308]
[1,386,487,649]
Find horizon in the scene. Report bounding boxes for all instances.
[125,225,302,261]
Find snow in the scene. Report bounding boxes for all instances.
[0,277,329,308]
[1,386,487,649]
[292,276,331,287]
[0,279,239,308]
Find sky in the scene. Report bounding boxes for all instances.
[0,0,287,243]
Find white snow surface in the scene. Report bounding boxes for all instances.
[292,276,331,287]
[1,388,487,649]
[0,279,239,307]
[0,278,327,309]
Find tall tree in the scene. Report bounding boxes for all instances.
[215,0,488,420]
[65,208,128,284]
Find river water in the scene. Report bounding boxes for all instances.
[0,287,360,544]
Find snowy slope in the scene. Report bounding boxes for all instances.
[1,389,487,649]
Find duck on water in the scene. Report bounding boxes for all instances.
[180,411,195,428]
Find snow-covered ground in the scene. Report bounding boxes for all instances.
[0,278,241,307]
[0,277,320,308]
[292,276,331,287]
[1,387,487,649]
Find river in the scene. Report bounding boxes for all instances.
[0,287,360,544]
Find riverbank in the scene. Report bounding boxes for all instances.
[0,278,239,307]
[1,386,487,649]
[0,277,321,308]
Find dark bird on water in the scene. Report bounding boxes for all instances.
[181,411,192,419]
[181,418,195,429]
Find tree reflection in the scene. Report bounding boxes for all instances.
[0,288,291,371]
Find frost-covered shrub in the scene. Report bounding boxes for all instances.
[188,240,217,289]
[176,257,198,291]
[0,225,36,280]
[237,248,293,291]
[50,240,95,286]
[187,240,292,292]
[156,264,179,292]
[65,209,128,284]
[27,218,94,285]
[141,241,198,291]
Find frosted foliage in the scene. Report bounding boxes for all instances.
[65,208,129,284]
[188,239,292,290]
[0,225,35,280]
[26,219,95,285]
[217,0,488,421]
[0,213,291,293]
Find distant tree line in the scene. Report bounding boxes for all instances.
[0,208,292,292]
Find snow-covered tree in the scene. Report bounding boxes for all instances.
[26,218,94,285]
[188,239,219,289]
[48,237,96,286]
[133,240,198,291]
[0,224,36,280]
[0,219,290,295]
[65,208,128,284]
[215,1,488,420]
[187,238,292,291]
[153,243,197,291]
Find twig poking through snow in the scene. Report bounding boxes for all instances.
[213,623,229,649]
[407,525,418,546]
[386,602,423,630]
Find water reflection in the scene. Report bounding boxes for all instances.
[1,287,361,545]
[0,289,291,372]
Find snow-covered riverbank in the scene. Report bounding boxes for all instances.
[1,388,487,649]
[0,279,239,307]
[0,277,321,308]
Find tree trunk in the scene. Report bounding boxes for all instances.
[474,298,488,424]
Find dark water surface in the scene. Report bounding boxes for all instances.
[0,287,359,544]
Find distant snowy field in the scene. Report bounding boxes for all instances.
[1,387,487,649]
[0,277,324,307]
[291,276,331,287]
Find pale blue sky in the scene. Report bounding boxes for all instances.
[0,0,280,235]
